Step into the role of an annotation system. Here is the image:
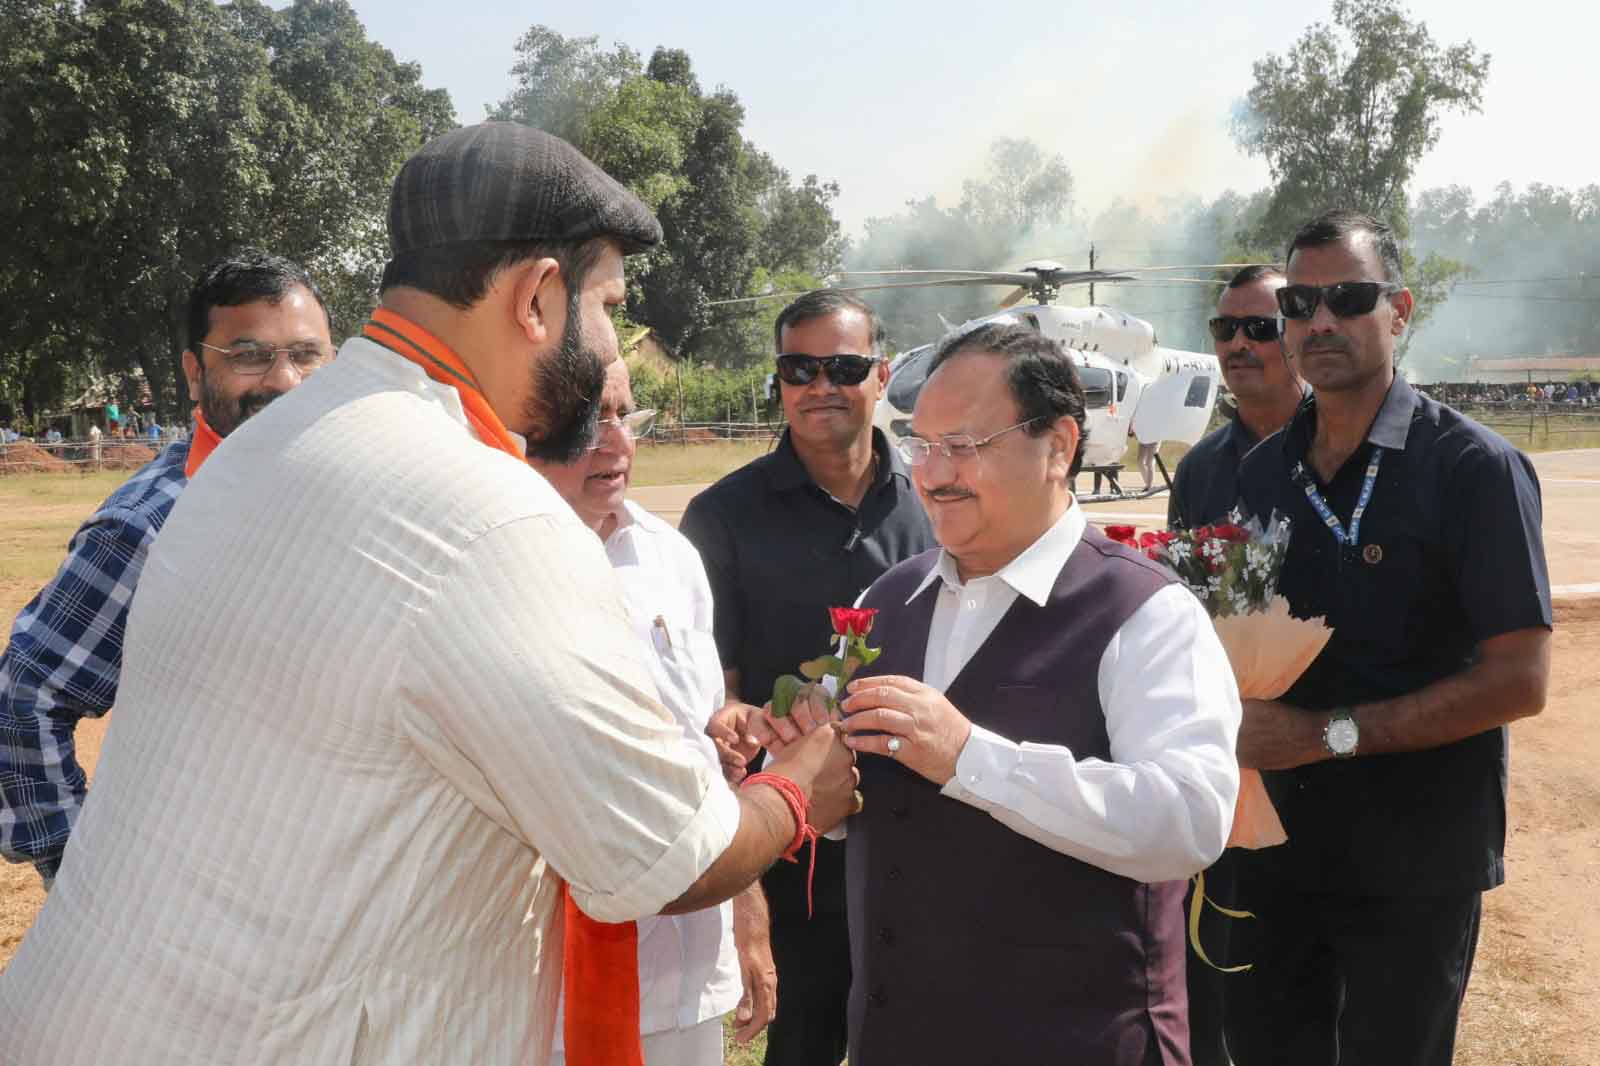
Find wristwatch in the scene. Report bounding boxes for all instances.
[1323,708,1359,758]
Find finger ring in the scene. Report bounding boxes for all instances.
[851,789,865,814]
[887,737,902,755]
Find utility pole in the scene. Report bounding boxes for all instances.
[1088,242,1096,307]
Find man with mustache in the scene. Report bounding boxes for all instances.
[760,321,1241,1064]
[1230,210,1551,1066]
[0,249,332,888]
[1166,264,1303,1066]
[0,122,859,1066]
[530,357,760,1064]
[681,289,934,1066]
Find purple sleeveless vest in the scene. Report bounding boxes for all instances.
[846,523,1192,1066]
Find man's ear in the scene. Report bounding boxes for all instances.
[181,349,203,404]
[1049,415,1080,476]
[511,257,567,347]
[1390,287,1415,335]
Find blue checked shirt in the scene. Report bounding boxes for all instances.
[0,440,190,885]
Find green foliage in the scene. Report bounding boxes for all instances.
[628,361,773,425]
[0,0,455,419]
[1232,0,1489,249]
[491,28,845,368]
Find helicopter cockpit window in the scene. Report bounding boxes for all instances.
[886,344,935,413]
[1077,366,1113,409]
[1184,375,1212,407]
[1114,371,1129,402]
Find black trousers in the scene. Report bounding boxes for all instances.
[1225,882,1483,1066]
[764,911,850,1066]
[1186,850,1261,1066]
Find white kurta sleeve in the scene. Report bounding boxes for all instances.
[940,583,1240,882]
[397,513,741,923]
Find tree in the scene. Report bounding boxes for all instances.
[1232,0,1489,245]
[491,30,846,367]
[0,0,454,421]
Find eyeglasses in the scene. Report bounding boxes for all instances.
[585,408,656,450]
[1208,315,1281,343]
[198,341,333,376]
[895,418,1040,467]
[775,353,881,387]
[1276,282,1403,321]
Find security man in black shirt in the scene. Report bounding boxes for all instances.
[1169,263,1303,1066]
[680,290,935,1066]
[1232,210,1552,1066]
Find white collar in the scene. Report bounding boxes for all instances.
[906,501,1085,607]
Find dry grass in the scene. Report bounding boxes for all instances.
[631,439,775,486]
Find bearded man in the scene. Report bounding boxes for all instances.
[0,249,332,887]
[0,123,857,1066]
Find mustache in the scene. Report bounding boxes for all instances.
[1300,335,1352,355]
[1224,349,1264,370]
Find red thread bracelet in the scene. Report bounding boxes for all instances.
[741,771,820,917]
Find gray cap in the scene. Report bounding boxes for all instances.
[387,122,662,257]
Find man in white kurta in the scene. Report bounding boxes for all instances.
[0,336,739,1064]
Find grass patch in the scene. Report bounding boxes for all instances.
[631,439,775,486]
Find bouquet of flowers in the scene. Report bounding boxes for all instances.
[770,607,882,718]
[1105,513,1331,850]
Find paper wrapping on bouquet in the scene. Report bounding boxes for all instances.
[1211,595,1332,850]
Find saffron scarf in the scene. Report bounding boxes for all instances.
[362,307,645,1066]
[183,408,224,478]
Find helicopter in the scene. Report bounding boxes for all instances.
[720,260,1239,503]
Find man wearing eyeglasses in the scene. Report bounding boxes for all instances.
[529,358,755,1065]
[1168,264,1303,531]
[756,321,1240,1063]
[1229,210,1551,1066]
[681,289,934,1066]
[0,249,332,888]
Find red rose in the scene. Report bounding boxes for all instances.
[829,606,877,638]
[1212,523,1250,543]
[1138,530,1176,550]
[1104,524,1139,545]
[1193,524,1215,540]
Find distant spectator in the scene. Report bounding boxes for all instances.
[44,428,62,445]
[146,421,162,442]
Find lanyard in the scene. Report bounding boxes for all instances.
[1293,448,1383,547]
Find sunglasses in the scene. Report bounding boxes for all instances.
[1276,281,1403,320]
[775,353,881,387]
[1207,316,1281,343]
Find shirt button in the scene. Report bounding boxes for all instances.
[867,991,887,1007]
[968,773,981,785]
[891,806,909,820]
[965,598,977,609]
[877,927,895,946]
[887,866,902,881]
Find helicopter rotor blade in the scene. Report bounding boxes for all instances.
[997,287,1030,309]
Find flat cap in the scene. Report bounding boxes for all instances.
[388,122,662,257]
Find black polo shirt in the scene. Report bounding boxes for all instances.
[1235,376,1552,896]
[679,427,936,919]
[1167,406,1261,530]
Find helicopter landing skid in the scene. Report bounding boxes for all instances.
[1073,453,1175,507]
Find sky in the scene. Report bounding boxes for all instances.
[340,0,1594,242]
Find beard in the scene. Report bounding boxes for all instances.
[523,297,606,464]
[198,371,284,438]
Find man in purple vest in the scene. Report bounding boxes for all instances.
[764,321,1241,1064]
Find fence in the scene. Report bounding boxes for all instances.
[1449,400,1600,449]
[0,437,176,474]
[638,420,785,446]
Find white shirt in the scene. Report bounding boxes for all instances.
[554,500,741,1043]
[897,504,1240,884]
[0,337,740,1066]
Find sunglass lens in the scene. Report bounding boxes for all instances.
[1325,282,1383,318]
[776,355,820,385]
[1242,317,1280,342]
[1207,317,1236,343]
[827,356,875,386]
[1277,286,1319,320]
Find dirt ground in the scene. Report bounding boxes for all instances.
[5,457,1600,1063]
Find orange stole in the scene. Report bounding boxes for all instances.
[361,308,644,1066]
[183,407,224,478]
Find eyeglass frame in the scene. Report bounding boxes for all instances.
[774,353,883,388]
[895,416,1042,467]
[1207,315,1282,344]
[1275,281,1404,321]
[196,340,334,376]
[585,407,657,450]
